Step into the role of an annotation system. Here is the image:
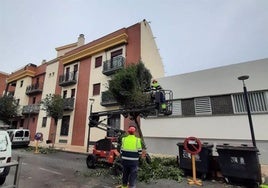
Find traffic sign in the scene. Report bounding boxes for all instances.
[183,137,202,155]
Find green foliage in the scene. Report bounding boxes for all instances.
[40,94,64,125]
[0,95,19,124]
[138,157,183,183]
[109,61,152,108]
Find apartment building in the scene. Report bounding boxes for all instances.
[0,71,8,95]
[141,58,268,164]
[4,20,164,150]
[56,20,164,148]
[5,34,85,140]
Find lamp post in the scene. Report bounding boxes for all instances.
[87,98,95,152]
[237,75,256,147]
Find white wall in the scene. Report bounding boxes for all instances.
[140,20,164,78]
[157,58,268,99]
[141,114,268,141]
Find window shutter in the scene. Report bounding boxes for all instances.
[194,97,212,115]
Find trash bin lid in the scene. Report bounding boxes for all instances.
[216,144,259,152]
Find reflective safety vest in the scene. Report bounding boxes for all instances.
[121,135,142,161]
[151,82,162,90]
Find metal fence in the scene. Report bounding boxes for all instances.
[0,156,22,188]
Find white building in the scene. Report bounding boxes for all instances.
[141,58,268,164]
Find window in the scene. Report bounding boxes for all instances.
[20,80,23,87]
[65,67,70,81]
[63,90,67,99]
[15,131,23,137]
[232,91,268,114]
[33,97,36,104]
[211,95,233,115]
[107,114,120,137]
[111,49,122,58]
[182,99,195,116]
[194,97,212,115]
[93,83,101,96]
[71,89,75,98]
[73,64,78,80]
[60,116,70,136]
[95,56,102,68]
[171,100,182,116]
[42,117,47,127]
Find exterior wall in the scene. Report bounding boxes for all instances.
[158,58,268,99]
[37,60,59,147]
[141,58,268,164]
[142,114,268,140]
[14,77,32,114]
[140,20,164,78]
[71,58,91,146]
[0,72,8,95]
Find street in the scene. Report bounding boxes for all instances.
[4,148,94,188]
[3,148,246,188]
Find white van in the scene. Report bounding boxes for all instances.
[0,130,12,185]
[7,129,30,147]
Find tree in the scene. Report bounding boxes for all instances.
[0,95,19,125]
[109,61,152,108]
[40,94,64,147]
[40,94,64,126]
[108,61,153,149]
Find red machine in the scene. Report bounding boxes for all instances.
[86,137,121,168]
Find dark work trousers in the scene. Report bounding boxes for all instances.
[122,159,139,188]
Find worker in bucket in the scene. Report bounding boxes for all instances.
[151,79,166,111]
[120,125,142,188]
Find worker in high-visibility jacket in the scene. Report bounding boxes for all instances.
[120,125,142,188]
[151,79,166,111]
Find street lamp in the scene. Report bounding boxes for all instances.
[237,75,256,147]
[86,98,95,152]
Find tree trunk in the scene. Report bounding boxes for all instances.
[133,115,146,149]
[52,118,58,148]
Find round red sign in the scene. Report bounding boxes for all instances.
[183,137,202,155]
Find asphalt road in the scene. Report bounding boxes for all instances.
[3,148,247,188]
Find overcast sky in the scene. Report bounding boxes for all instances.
[1,0,268,76]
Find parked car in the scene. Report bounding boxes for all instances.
[7,129,30,147]
[0,130,12,185]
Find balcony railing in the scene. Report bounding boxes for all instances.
[63,97,75,111]
[22,104,40,115]
[59,71,77,87]
[100,91,118,106]
[102,56,125,76]
[25,83,43,95]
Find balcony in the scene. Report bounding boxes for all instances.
[100,91,118,106]
[102,56,125,76]
[26,83,43,95]
[59,71,77,87]
[63,97,75,111]
[22,104,40,115]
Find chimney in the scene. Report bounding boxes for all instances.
[78,34,85,46]
[41,59,46,64]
